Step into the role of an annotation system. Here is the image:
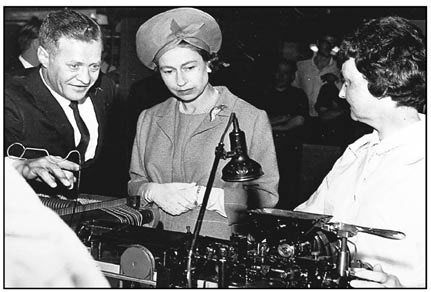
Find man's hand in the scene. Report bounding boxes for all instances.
[11,156,80,189]
[143,182,198,215]
[350,264,402,288]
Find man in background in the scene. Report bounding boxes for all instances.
[293,35,341,141]
[264,58,309,136]
[6,17,42,73]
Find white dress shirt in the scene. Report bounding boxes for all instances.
[18,55,34,69]
[39,69,99,161]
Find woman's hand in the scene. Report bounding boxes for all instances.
[195,186,226,217]
[143,182,198,215]
[11,156,79,189]
[350,264,402,288]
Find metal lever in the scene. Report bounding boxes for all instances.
[353,224,405,240]
[318,222,405,240]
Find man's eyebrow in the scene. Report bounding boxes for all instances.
[67,61,83,65]
[67,61,101,66]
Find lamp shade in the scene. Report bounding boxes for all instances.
[221,114,263,182]
[222,154,263,182]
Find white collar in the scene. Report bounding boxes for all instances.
[348,114,425,157]
[18,55,34,69]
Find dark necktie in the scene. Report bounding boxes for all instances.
[69,101,90,161]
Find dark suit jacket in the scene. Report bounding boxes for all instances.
[4,57,25,75]
[5,67,116,196]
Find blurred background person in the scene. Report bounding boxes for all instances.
[5,16,42,74]
[293,34,341,142]
[262,58,309,140]
[257,58,309,210]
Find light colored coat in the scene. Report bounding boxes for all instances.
[128,86,279,239]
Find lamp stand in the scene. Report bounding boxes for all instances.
[186,142,225,288]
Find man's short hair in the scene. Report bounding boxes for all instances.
[39,9,102,53]
[338,16,425,111]
[18,17,42,52]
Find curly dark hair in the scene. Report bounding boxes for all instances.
[338,16,425,111]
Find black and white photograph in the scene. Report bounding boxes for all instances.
[3,3,427,288]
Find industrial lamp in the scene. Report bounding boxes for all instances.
[186,112,264,288]
[222,114,263,181]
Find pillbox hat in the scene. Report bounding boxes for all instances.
[136,7,222,70]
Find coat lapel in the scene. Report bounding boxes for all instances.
[191,87,235,138]
[155,98,177,143]
[154,87,238,142]
[25,69,75,149]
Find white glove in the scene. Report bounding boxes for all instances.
[142,182,198,216]
[195,185,226,217]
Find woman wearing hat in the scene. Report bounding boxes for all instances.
[128,7,279,240]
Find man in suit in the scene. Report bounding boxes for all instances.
[5,9,115,196]
[6,17,42,74]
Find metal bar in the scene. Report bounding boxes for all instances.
[102,271,157,286]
